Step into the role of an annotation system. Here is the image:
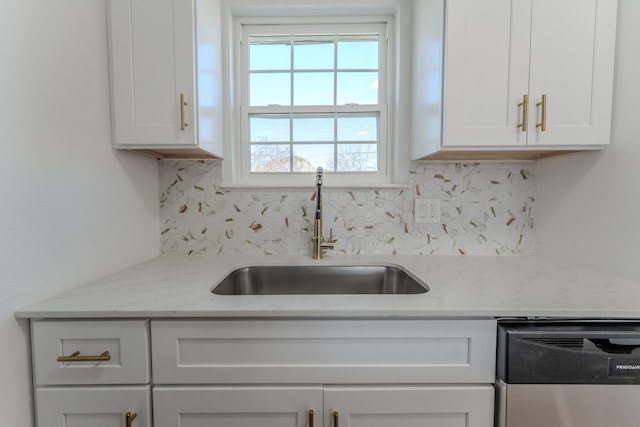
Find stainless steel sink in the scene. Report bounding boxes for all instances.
[211,265,429,295]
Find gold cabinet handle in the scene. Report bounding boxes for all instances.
[309,409,314,427]
[125,412,138,427]
[56,351,111,363]
[333,411,339,427]
[517,94,528,132]
[536,94,547,131]
[180,93,188,131]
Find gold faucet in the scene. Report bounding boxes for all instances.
[312,167,336,259]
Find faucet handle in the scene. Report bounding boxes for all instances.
[320,228,337,254]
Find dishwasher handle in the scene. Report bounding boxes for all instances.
[588,338,640,354]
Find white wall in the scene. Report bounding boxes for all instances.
[0,1,161,426]
[535,0,640,281]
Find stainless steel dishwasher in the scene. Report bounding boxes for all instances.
[496,320,640,427]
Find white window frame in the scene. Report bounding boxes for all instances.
[241,22,388,184]
[220,0,412,188]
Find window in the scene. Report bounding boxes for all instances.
[243,24,387,180]
[221,1,411,187]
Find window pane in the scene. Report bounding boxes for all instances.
[336,72,378,105]
[337,39,378,70]
[292,144,335,172]
[294,39,334,70]
[337,144,378,171]
[293,72,334,105]
[250,114,290,142]
[250,73,291,106]
[337,115,378,141]
[293,114,334,142]
[250,144,291,172]
[250,40,291,71]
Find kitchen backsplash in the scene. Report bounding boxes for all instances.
[160,160,535,256]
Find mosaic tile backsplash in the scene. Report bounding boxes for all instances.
[160,160,535,256]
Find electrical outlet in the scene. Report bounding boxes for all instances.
[414,198,441,224]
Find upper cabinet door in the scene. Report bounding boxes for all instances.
[527,0,617,146]
[444,0,532,147]
[108,0,197,147]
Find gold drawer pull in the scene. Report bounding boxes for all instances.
[333,411,339,427]
[309,409,314,427]
[536,94,547,131]
[126,412,138,427]
[57,350,111,363]
[517,94,528,132]
[180,93,188,131]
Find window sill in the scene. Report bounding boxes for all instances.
[219,183,410,191]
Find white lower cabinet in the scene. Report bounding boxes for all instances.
[36,386,151,427]
[153,385,494,427]
[30,320,151,427]
[150,319,496,427]
[30,319,496,427]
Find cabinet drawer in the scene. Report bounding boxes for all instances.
[152,319,496,384]
[32,320,149,385]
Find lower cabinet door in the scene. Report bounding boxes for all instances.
[323,386,494,427]
[153,385,493,427]
[153,386,323,427]
[36,386,151,427]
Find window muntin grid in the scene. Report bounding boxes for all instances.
[242,24,387,175]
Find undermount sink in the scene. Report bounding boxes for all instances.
[211,264,429,295]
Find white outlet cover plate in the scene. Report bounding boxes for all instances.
[414,198,440,224]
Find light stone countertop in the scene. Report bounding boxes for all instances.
[14,255,640,319]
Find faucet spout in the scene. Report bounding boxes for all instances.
[312,167,336,259]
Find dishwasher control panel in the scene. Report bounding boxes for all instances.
[498,320,640,384]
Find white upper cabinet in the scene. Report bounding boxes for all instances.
[412,0,618,160]
[107,0,223,159]
[527,0,617,147]
[443,0,531,148]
